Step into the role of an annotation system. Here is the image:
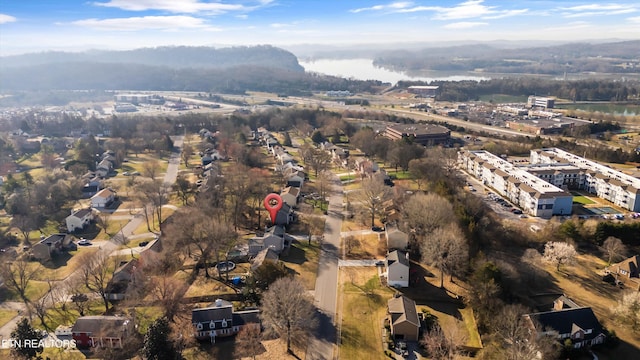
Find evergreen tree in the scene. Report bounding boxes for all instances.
[10,318,44,360]
[143,317,180,360]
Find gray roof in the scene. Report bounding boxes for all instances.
[70,208,92,219]
[388,295,420,328]
[251,248,279,271]
[527,307,604,342]
[232,310,261,326]
[71,316,132,336]
[387,250,409,267]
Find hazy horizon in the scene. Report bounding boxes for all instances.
[1,1,640,56]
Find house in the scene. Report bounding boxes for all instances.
[285,170,306,188]
[385,224,409,251]
[387,294,421,341]
[66,208,94,233]
[274,203,296,226]
[524,307,606,349]
[71,315,135,349]
[31,234,74,261]
[192,299,260,343]
[81,178,102,198]
[606,255,640,290]
[106,259,141,301]
[91,188,116,208]
[95,159,113,178]
[250,248,280,271]
[248,225,290,256]
[386,250,410,288]
[280,186,300,208]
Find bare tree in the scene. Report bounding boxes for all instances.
[234,325,263,360]
[181,143,194,168]
[78,251,118,313]
[260,277,317,356]
[172,174,195,206]
[491,304,539,360]
[615,291,640,330]
[0,258,40,307]
[149,276,188,322]
[308,148,331,177]
[402,193,455,238]
[356,174,392,227]
[420,324,466,360]
[542,241,577,271]
[142,159,161,180]
[602,236,627,265]
[420,223,469,288]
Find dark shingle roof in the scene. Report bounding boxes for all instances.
[71,316,132,337]
[528,307,604,341]
[387,250,409,267]
[232,310,260,326]
[388,295,420,328]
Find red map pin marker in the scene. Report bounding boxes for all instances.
[264,193,283,224]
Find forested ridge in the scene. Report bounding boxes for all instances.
[399,77,640,102]
[374,40,640,75]
[0,45,304,71]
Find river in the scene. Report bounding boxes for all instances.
[299,58,488,84]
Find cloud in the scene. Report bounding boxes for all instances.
[443,21,488,29]
[558,3,638,18]
[69,15,216,31]
[350,1,413,14]
[93,0,272,15]
[628,16,640,23]
[0,14,17,24]
[390,0,527,21]
[544,21,591,32]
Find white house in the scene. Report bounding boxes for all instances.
[66,208,94,233]
[91,188,116,208]
[386,250,410,288]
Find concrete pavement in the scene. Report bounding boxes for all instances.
[307,175,344,360]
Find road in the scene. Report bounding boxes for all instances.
[0,136,184,343]
[307,175,344,360]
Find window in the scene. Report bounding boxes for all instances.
[210,320,215,329]
[196,323,203,330]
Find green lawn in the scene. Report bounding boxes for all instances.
[572,195,595,205]
[0,308,18,328]
[459,307,483,349]
[340,268,394,360]
[280,240,321,290]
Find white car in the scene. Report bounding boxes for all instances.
[77,239,92,246]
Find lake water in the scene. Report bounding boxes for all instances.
[556,103,639,117]
[299,58,488,84]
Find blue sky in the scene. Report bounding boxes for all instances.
[1,0,639,54]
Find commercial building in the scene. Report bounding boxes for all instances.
[407,85,439,98]
[459,150,572,218]
[505,117,580,135]
[527,95,555,109]
[384,124,450,146]
[530,148,640,212]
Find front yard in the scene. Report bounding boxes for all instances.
[280,240,321,290]
[339,267,394,360]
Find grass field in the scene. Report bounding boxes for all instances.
[572,195,595,205]
[339,267,394,360]
[0,308,18,328]
[280,240,321,290]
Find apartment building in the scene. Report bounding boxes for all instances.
[530,148,640,212]
[459,150,572,218]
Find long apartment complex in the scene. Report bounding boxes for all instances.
[459,150,573,218]
[530,148,640,212]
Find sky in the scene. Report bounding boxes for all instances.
[1,0,640,55]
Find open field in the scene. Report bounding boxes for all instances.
[280,240,321,290]
[0,309,18,328]
[343,233,385,259]
[339,267,395,360]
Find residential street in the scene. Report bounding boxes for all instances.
[0,136,183,343]
[307,175,343,360]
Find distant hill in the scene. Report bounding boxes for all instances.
[0,45,304,72]
[372,40,640,76]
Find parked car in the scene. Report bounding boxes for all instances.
[139,241,149,247]
[77,239,92,246]
[371,226,384,232]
